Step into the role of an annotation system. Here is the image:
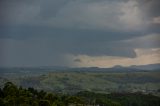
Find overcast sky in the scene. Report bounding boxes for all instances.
[0,0,160,67]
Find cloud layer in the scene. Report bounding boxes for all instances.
[68,48,160,68]
[0,0,154,30]
[0,0,160,67]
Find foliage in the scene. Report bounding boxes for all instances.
[0,82,160,106]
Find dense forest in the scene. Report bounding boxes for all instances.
[0,82,160,106]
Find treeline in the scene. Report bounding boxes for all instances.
[76,91,160,106]
[0,82,160,106]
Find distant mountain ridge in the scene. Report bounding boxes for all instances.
[129,63,160,70]
[0,63,160,73]
[69,63,160,72]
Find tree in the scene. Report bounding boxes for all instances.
[39,100,51,106]
[0,98,4,106]
[66,96,85,106]
[3,82,18,97]
[38,90,47,99]
[0,88,4,98]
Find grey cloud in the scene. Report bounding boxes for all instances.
[0,0,40,25]
[0,31,158,67]
[0,24,152,59]
[74,59,82,63]
[141,0,160,17]
[39,0,68,19]
[136,0,160,29]
[0,0,160,67]
[0,38,69,67]
[0,0,151,31]
[108,33,160,51]
[124,33,160,49]
[0,34,137,59]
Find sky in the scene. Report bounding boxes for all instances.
[0,0,160,67]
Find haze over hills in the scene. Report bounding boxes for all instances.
[0,63,160,95]
[68,63,160,72]
[0,63,160,73]
[129,63,160,70]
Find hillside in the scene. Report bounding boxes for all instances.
[0,68,160,95]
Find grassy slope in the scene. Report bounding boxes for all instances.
[1,70,160,94]
[18,71,160,94]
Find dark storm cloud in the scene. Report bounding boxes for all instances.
[141,0,160,17]
[39,0,68,19]
[74,59,82,63]
[0,0,160,67]
[0,28,138,59]
[138,0,160,27]
[0,0,159,30]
